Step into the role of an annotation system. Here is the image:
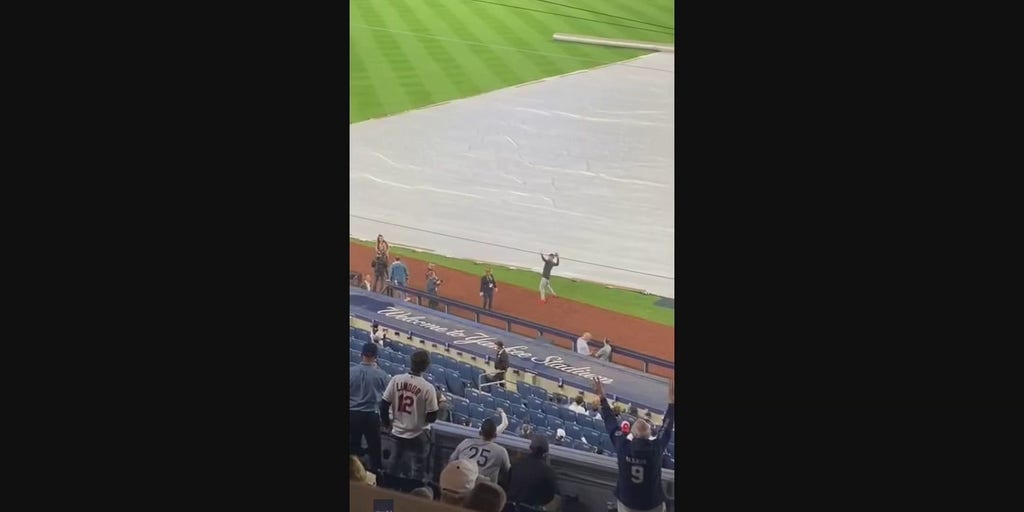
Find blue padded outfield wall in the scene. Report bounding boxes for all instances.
[350,288,671,414]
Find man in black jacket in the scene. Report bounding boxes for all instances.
[503,436,560,509]
[489,341,509,389]
[371,251,389,293]
[593,376,675,512]
[480,268,498,310]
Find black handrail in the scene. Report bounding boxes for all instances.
[361,282,674,373]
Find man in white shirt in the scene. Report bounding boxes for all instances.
[567,395,588,414]
[380,349,439,480]
[575,332,594,356]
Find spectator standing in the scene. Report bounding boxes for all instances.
[593,377,675,512]
[380,350,440,480]
[426,269,442,310]
[489,341,509,388]
[376,234,390,259]
[575,333,595,356]
[479,268,498,310]
[371,251,389,293]
[449,418,512,484]
[503,435,560,509]
[538,252,559,303]
[594,338,613,361]
[390,257,410,301]
[349,342,389,473]
[567,395,587,415]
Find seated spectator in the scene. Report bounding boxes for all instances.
[440,458,481,507]
[589,401,603,419]
[410,486,434,500]
[518,422,534,439]
[593,338,612,361]
[567,395,587,414]
[370,321,383,344]
[553,428,571,447]
[504,436,560,509]
[463,481,507,512]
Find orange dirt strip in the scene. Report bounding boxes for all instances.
[351,243,675,373]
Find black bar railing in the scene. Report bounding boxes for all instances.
[366,282,674,374]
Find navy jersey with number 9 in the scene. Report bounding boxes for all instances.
[599,398,675,511]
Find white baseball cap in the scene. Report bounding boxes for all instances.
[440,459,479,496]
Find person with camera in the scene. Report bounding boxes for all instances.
[426,269,443,310]
[371,251,389,293]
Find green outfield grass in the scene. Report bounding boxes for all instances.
[350,0,675,123]
[352,238,674,327]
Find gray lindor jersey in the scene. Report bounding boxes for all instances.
[449,438,511,483]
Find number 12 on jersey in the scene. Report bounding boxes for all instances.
[396,392,414,414]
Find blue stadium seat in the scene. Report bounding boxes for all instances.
[516,383,533,399]
[465,389,482,404]
[469,418,482,429]
[493,398,511,412]
[506,392,524,407]
[510,404,529,421]
[532,387,549,402]
[667,442,675,457]
[526,397,544,411]
[349,349,360,364]
[480,395,496,411]
[565,424,583,441]
[350,362,357,368]
[600,434,615,452]
[547,417,565,432]
[582,428,604,444]
[469,405,487,420]
[483,408,498,421]
[424,373,437,387]
[453,400,470,418]
[541,402,560,417]
[590,416,607,432]
[491,387,508,401]
[507,419,521,434]
[571,440,590,452]
[430,351,444,367]
[557,407,577,422]
[353,329,370,343]
[457,362,476,382]
[528,410,546,426]
[452,412,469,425]
[444,369,465,397]
[575,412,593,425]
[533,427,552,439]
[441,355,458,370]
[349,337,362,350]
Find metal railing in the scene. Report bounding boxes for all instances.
[361,282,674,375]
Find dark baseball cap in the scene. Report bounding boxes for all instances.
[361,342,379,358]
[530,435,549,454]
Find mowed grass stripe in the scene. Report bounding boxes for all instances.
[462,0,673,40]
[373,0,463,104]
[409,3,514,93]
[387,0,486,97]
[358,1,444,108]
[427,1,539,89]
[349,34,387,122]
[443,0,567,82]
[350,6,421,117]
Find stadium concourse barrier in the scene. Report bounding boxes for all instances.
[376,421,675,512]
[383,282,674,378]
[350,287,670,417]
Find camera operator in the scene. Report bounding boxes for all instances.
[426,269,443,310]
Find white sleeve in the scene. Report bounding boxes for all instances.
[425,385,439,413]
[496,409,508,435]
[382,376,396,404]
